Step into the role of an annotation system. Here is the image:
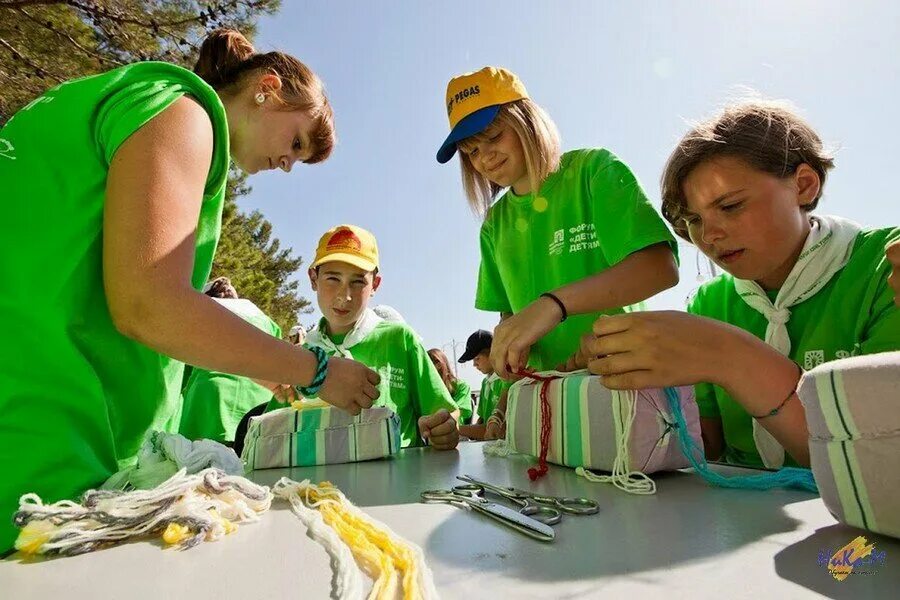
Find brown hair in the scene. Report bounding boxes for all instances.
[204,276,238,299]
[427,349,459,394]
[194,28,335,164]
[458,98,561,219]
[660,100,835,240]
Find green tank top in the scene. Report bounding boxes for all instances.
[0,62,230,551]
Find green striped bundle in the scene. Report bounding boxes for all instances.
[798,352,900,539]
[241,404,401,470]
[506,371,701,474]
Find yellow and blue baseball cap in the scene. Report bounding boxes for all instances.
[436,67,529,164]
[312,224,379,272]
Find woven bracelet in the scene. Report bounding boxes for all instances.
[295,345,329,398]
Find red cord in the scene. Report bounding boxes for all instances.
[517,369,562,481]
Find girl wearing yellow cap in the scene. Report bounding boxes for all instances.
[0,29,379,551]
[437,67,680,379]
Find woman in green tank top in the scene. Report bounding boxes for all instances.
[0,28,380,552]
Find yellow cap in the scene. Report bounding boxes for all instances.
[312,225,379,272]
[437,67,529,163]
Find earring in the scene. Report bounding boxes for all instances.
[255,92,265,105]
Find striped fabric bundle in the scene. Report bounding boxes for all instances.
[798,352,900,539]
[241,403,401,470]
[506,371,702,474]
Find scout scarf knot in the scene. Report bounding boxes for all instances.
[733,215,863,468]
[305,308,384,359]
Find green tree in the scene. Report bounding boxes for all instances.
[1,0,310,333]
[214,169,313,333]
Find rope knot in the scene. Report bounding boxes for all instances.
[769,308,791,325]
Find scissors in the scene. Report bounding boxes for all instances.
[420,487,555,542]
[455,474,599,522]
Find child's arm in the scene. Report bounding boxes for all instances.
[581,311,810,466]
[483,389,508,440]
[459,423,487,441]
[103,97,379,415]
[700,417,725,461]
[492,243,678,377]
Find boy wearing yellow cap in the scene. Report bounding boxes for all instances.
[302,225,460,450]
[437,67,679,379]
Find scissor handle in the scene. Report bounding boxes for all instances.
[420,489,457,502]
[451,484,484,497]
[519,502,562,526]
[532,495,599,515]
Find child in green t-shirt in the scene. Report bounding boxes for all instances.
[302,224,460,450]
[570,100,900,469]
[435,67,680,378]
[457,329,509,441]
[427,349,473,424]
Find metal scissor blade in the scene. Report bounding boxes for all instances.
[472,501,556,542]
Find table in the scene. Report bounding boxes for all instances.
[2,442,897,599]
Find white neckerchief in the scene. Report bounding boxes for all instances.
[305,308,384,359]
[732,215,862,468]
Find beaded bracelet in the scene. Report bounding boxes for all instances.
[490,407,506,424]
[752,361,803,420]
[295,345,329,398]
[486,415,504,429]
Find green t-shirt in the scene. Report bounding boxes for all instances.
[0,62,230,551]
[451,379,473,424]
[476,374,509,423]
[279,319,457,448]
[688,227,900,468]
[178,299,281,443]
[476,148,678,370]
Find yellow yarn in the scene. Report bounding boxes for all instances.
[290,399,330,411]
[296,482,425,600]
[162,522,191,546]
[15,520,57,555]
[162,509,237,546]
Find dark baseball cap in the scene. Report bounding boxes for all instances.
[458,329,493,363]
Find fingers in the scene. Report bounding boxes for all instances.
[592,313,634,336]
[425,410,459,450]
[363,382,379,401]
[586,352,643,377]
[356,393,374,410]
[366,368,381,386]
[506,341,530,376]
[597,370,654,390]
[490,345,509,380]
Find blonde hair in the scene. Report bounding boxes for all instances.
[458,98,561,218]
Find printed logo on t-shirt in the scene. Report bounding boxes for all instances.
[804,350,826,370]
[0,138,15,161]
[380,365,407,390]
[547,223,600,257]
[804,344,860,369]
[549,229,565,256]
[2,96,56,161]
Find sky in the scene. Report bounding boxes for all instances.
[240,1,900,388]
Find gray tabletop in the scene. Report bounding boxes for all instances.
[2,441,897,599]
